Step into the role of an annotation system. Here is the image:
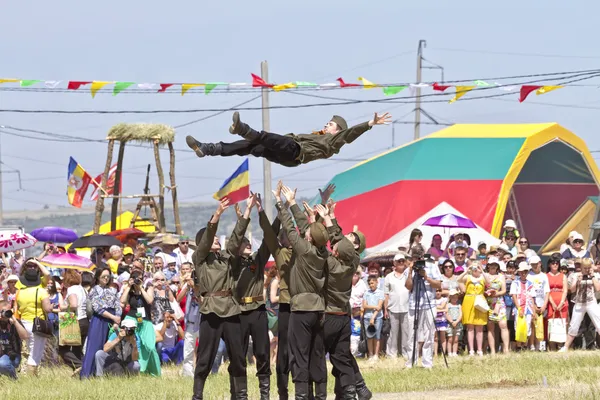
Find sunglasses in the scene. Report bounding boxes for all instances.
[180,242,189,245]
[519,241,528,244]
[443,265,453,269]
[455,253,466,257]
[506,237,516,241]
[574,240,584,244]
[172,281,180,284]
[155,278,166,281]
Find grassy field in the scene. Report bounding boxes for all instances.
[2,351,600,399]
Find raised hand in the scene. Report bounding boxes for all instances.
[302,201,315,217]
[216,198,230,216]
[255,193,264,212]
[315,204,329,219]
[327,198,337,216]
[368,112,392,127]
[273,180,283,200]
[281,186,297,204]
[318,183,336,204]
[234,203,243,218]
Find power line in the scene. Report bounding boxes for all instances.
[430,47,600,60]
[173,95,261,129]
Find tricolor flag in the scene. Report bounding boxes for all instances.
[67,157,92,208]
[213,159,250,204]
[90,164,122,201]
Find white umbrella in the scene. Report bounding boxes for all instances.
[0,232,38,252]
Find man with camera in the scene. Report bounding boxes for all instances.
[404,254,442,369]
[0,300,28,379]
[94,319,141,376]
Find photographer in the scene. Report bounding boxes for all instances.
[560,258,600,351]
[94,319,140,376]
[404,255,442,369]
[0,300,28,379]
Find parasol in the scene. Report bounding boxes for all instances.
[30,227,78,244]
[0,232,37,252]
[71,234,121,249]
[422,213,476,229]
[40,253,95,272]
[106,228,146,243]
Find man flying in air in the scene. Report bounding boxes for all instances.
[185,111,391,167]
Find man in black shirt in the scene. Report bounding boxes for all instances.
[0,300,28,379]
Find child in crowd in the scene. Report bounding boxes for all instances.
[434,289,448,357]
[446,289,463,356]
[363,276,384,362]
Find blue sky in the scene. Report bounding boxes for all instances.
[1,0,599,211]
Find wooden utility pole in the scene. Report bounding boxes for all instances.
[110,141,126,231]
[94,139,115,233]
[261,61,273,220]
[414,39,426,141]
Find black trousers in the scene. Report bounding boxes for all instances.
[220,130,301,167]
[193,313,246,385]
[240,306,271,377]
[323,314,354,388]
[277,303,291,375]
[59,318,90,370]
[288,311,326,386]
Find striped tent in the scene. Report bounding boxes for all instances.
[317,123,600,252]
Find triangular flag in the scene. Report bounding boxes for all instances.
[433,82,451,92]
[383,86,407,96]
[181,83,204,95]
[410,83,429,88]
[474,80,491,87]
[0,79,18,84]
[137,83,155,89]
[20,80,42,87]
[519,85,542,102]
[295,81,317,87]
[90,81,112,98]
[251,73,273,88]
[337,78,360,87]
[204,82,226,94]
[536,85,564,95]
[318,83,337,88]
[68,81,91,90]
[44,80,61,88]
[358,77,377,89]
[272,82,297,92]
[449,86,476,103]
[113,82,135,96]
[158,83,174,93]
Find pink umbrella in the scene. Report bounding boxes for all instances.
[0,232,37,252]
[40,253,95,272]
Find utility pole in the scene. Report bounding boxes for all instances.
[261,61,273,220]
[414,39,426,140]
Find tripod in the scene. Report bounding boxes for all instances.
[410,271,449,368]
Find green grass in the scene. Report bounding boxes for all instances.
[3,352,600,399]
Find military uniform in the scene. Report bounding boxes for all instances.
[276,201,329,400]
[191,217,249,400]
[260,212,294,400]
[186,114,372,167]
[232,210,276,400]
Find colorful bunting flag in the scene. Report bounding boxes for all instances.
[272,82,297,92]
[433,82,451,92]
[519,85,542,102]
[67,81,91,90]
[181,83,204,95]
[358,77,377,88]
[20,80,42,87]
[383,86,407,96]
[251,74,273,88]
[90,81,112,98]
[449,86,476,103]
[536,85,564,95]
[113,82,135,96]
[474,80,491,87]
[295,81,317,87]
[44,81,61,88]
[158,84,174,93]
[0,79,18,84]
[137,83,155,89]
[337,78,360,88]
[204,82,226,94]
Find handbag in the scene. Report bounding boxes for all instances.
[515,313,528,343]
[548,310,567,343]
[381,317,391,337]
[357,319,367,355]
[58,311,82,346]
[32,288,54,338]
[474,294,490,313]
[267,308,278,332]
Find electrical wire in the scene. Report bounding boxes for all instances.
[174,95,261,129]
[429,47,600,60]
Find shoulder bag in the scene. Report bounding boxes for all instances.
[32,288,54,338]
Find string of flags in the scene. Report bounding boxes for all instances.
[0,75,568,103]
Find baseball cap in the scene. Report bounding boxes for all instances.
[123,246,134,256]
[517,261,531,272]
[498,243,510,253]
[365,323,377,339]
[573,233,584,241]
[448,289,460,296]
[504,219,517,229]
[393,253,406,262]
[529,255,541,265]
[477,241,486,248]
[121,319,137,329]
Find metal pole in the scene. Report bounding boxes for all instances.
[261,61,273,220]
[414,39,426,141]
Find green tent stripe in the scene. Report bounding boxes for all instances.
[327,137,526,201]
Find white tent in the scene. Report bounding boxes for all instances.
[366,202,503,255]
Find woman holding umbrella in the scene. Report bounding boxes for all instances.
[80,267,122,378]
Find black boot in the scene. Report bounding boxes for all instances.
[191,377,206,400]
[258,375,271,400]
[277,373,289,400]
[229,111,261,141]
[342,385,358,400]
[295,382,309,400]
[308,382,314,400]
[232,376,248,400]
[314,382,327,400]
[185,136,222,157]
[334,377,343,400]
[229,374,236,400]
[355,379,372,400]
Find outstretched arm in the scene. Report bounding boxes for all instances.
[194,199,229,263]
[330,112,392,152]
[325,199,344,246]
[225,194,257,256]
[254,194,276,274]
[273,187,310,255]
